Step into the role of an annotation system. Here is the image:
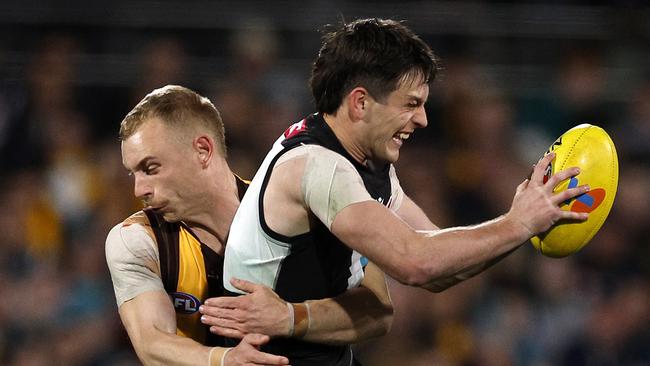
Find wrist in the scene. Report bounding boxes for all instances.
[291,302,310,338]
[208,347,231,366]
[502,213,534,243]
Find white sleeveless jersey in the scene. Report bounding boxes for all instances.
[223,113,403,301]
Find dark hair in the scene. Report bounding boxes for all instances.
[120,85,226,156]
[309,18,440,114]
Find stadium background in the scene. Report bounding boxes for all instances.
[0,1,648,364]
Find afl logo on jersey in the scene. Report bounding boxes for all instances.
[170,292,200,314]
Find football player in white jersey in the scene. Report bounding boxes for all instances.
[216,18,589,365]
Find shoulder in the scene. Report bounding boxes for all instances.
[277,144,351,165]
[105,211,158,264]
[277,144,358,179]
[106,211,164,306]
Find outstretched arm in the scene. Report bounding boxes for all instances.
[199,262,393,345]
[330,153,589,290]
[395,194,516,292]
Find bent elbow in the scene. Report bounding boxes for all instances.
[392,258,433,287]
[133,338,168,366]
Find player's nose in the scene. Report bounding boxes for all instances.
[134,175,153,201]
[412,105,428,128]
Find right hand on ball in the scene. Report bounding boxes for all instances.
[506,152,590,237]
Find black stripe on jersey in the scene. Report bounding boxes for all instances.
[257,144,308,244]
[200,242,227,347]
[145,209,180,293]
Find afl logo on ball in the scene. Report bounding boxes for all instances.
[170,292,200,314]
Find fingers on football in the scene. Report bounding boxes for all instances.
[530,153,554,184]
[559,209,589,222]
[545,166,580,191]
[552,184,589,206]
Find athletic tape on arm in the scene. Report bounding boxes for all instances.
[105,223,165,307]
[300,146,373,229]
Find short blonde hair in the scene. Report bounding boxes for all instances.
[119,85,226,156]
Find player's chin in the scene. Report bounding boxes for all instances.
[162,211,181,222]
[384,145,401,163]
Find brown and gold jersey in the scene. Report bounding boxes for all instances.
[106,175,248,346]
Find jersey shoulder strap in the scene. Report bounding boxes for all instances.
[144,209,180,293]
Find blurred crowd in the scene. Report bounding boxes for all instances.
[0,7,648,366]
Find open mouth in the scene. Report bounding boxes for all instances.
[392,132,411,146]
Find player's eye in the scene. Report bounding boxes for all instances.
[144,164,160,175]
[407,100,421,108]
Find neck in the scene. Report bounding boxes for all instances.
[184,159,239,254]
[322,113,367,165]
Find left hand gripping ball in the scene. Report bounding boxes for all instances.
[531,124,619,257]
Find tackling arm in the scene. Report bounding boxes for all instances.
[119,291,288,366]
[302,261,393,344]
[105,222,288,366]
[119,290,215,365]
[200,262,393,345]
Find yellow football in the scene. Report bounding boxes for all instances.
[531,124,619,257]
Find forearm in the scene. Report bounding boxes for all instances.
[133,331,224,366]
[119,293,228,366]
[419,246,519,292]
[297,286,392,345]
[406,215,528,286]
[333,203,529,288]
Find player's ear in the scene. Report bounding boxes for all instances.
[194,135,213,168]
[346,87,369,122]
